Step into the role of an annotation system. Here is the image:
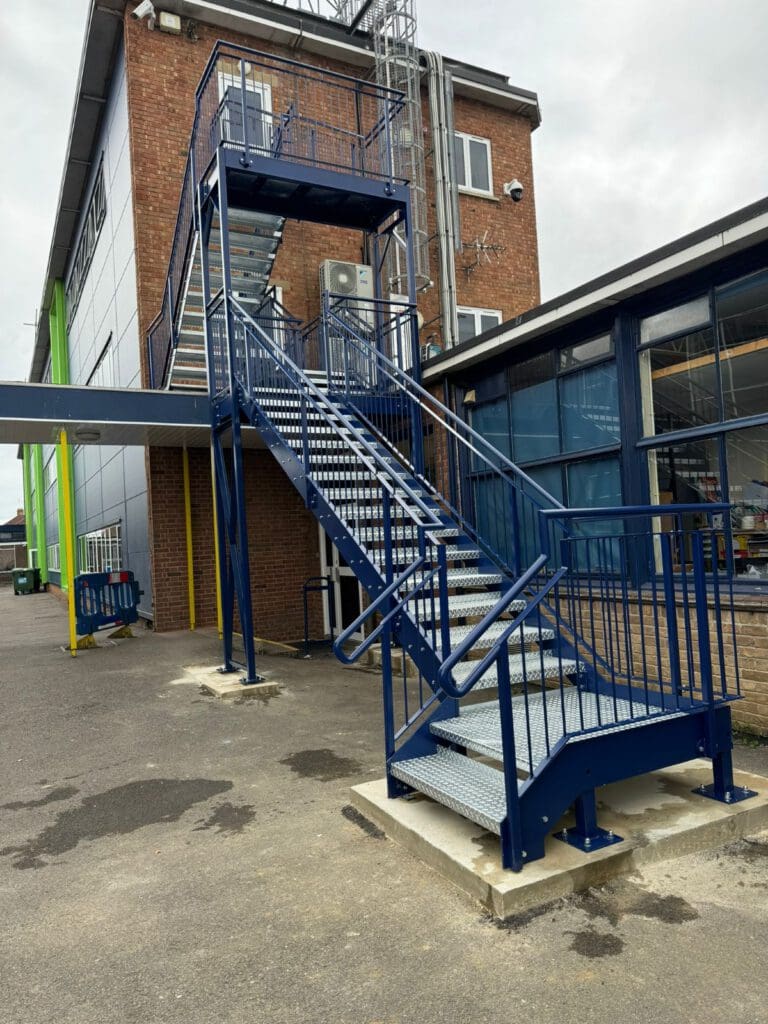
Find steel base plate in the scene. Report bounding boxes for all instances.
[554,826,624,853]
[693,783,758,804]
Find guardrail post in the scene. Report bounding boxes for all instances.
[301,393,311,484]
[496,652,524,871]
[239,59,250,166]
[689,531,755,804]
[659,532,682,708]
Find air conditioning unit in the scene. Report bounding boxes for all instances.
[320,259,374,303]
[319,260,375,378]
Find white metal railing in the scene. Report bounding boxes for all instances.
[77,523,123,574]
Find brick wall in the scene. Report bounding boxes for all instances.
[123,11,540,643]
[420,93,541,347]
[146,445,324,640]
[564,593,768,737]
[123,12,540,381]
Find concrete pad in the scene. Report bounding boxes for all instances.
[165,661,281,699]
[199,675,281,700]
[351,760,768,920]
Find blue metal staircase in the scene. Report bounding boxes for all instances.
[148,42,754,871]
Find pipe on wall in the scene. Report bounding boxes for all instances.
[425,50,460,349]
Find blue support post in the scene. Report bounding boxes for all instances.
[554,788,623,854]
[660,532,683,706]
[401,196,425,477]
[496,652,525,871]
[690,532,755,805]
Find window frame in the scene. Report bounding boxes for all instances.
[217,71,273,153]
[465,331,622,514]
[87,332,115,388]
[454,131,494,197]
[456,305,503,344]
[65,156,107,328]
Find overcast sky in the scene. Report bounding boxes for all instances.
[1,0,767,522]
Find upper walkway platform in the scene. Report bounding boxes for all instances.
[0,382,263,448]
[197,42,411,227]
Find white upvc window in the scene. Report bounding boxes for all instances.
[457,306,503,345]
[454,132,493,196]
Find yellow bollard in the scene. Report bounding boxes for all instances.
[182,447,196,631]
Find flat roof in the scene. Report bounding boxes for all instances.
[423,194,768,380]
[27,0,540,385]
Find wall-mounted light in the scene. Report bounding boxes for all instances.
[158,11,182,34]
[463,389,477,406]
[74,428,101,443]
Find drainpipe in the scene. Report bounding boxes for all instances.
[425,51,460,348]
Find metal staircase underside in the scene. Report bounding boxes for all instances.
[167,208,285,390]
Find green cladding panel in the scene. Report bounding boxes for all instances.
[49,280,75,588]
[32,444,48,584]
[22,445,34,557]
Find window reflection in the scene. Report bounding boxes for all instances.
[717,271,768,420]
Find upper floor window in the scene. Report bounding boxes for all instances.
[65,158,107,327]
[639,270,768,437]
[454,133,493,196]
[457,306,502,344]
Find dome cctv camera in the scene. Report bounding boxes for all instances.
[503,179,524,202]
[132,1,156,24]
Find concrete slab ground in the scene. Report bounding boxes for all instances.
[353,761,768,919]
[1,587,767,1024]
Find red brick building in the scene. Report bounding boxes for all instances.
[25,0,543,642]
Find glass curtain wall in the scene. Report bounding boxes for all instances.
[640,269,768,582]
[468,333,622,569]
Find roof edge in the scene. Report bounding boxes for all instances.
[424,194,768,378]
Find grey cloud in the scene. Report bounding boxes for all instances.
[1,0,766,519]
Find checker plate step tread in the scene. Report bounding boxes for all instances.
[390,748,515,834]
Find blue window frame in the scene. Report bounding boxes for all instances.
[466,331,622,570]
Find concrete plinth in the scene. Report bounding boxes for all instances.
[351,760,768,920]
[166,661,281,699]
[200,675,281,699]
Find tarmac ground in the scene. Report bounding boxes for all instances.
[1,587,766,1024]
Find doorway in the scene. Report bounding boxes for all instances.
[319,527,365,643]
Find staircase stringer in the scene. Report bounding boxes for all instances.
[240,385,448,689]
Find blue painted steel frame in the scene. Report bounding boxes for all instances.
[191,59,418,684]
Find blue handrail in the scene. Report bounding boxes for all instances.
[333,556,430,664]
[436,555,557,698]
[325,303,566,514]
[229,296,443,529]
